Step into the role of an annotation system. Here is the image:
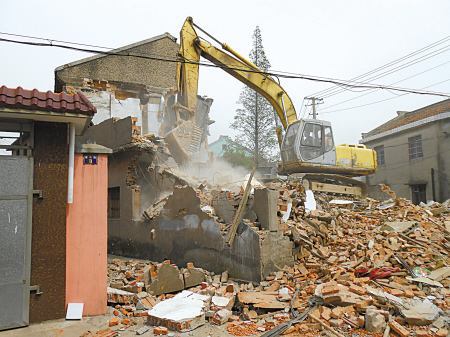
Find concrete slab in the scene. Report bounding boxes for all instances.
[147,290,210,332]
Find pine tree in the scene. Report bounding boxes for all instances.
[230,26,277,168]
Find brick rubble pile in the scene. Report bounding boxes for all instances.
[101,180,450,337]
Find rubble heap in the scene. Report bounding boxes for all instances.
[103,182,450,336]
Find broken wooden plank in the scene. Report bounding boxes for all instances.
[225,167,256,246]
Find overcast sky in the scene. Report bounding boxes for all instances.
[1,0,450,145]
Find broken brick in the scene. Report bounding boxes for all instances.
[389,321,410,337]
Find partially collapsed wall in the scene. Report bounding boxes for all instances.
[108,186,262,282]
[108,177,308,283]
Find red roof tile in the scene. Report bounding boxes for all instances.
[0,86,97,116]
[374,100,450,135]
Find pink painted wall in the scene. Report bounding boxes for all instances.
[66,153,108,316]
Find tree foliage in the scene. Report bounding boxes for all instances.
[222,146,254,170]
[230,26,278,167]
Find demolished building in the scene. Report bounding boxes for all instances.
[78,115,298,282]
[55,32,302,284]
[55,33,214,163]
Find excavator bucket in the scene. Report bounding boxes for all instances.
[165,120,202,167]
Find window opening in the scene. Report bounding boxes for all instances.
[411,184,426,205]
[300,123,323,160]
[324,126,334,152]
[108,187,120,219]
[374,145,385,165]
[409,135,423,160]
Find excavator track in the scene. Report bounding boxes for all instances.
[290,173,368,199]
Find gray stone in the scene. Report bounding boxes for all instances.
[142,264,151,284]
[184,267,206,288]
[365,307,386,333]
[146,263,184,296]
[260,231,295,278]
[400,298,441,326]
[433,316,446,329]
[135,326,149,335]
[251,188,278,231]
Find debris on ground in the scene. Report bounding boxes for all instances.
[98,178,450,336]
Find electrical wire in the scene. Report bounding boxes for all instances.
[366,134,445,151]
[320,78,450,114]
[0,31,181,60]
[319,43,450,100]
[0,31,113,49]
[320,60,450,111]
[1,36,450,99]
[309,35,450,98]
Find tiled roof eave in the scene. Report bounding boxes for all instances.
[360,110,450,144]
[0,106,94,119]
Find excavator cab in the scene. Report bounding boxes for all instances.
[281,119,336,167]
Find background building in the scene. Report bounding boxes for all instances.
[360,99,450,203]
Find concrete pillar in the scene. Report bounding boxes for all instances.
[252,188,278,231]
[66,144,112,316]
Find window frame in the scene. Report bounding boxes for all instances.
[108,187,120,219]
[408,135,423,160]
[300,122,322,148]
[374,145,385,166]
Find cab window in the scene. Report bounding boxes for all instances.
[301,123,322,147]
[282,122,300,149]
[324,126,334,152]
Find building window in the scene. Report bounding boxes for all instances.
[374,145,385,165]
[411,184,426,205]
[108,187,120,219]
[408,135,423,160]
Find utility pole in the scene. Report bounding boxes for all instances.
[304,97,323,119]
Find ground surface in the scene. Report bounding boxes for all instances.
[0,307,262,337]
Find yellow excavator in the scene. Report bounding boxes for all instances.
[165,17,377,198]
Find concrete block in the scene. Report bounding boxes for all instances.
[212,309,232,325]
[146,263,184,296]
[365,308,386,333]
[183,267,206,288]
[252,188,278,231]
[260,231,295,279]
[143,264,151,284]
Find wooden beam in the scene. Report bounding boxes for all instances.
[225,167,256,247]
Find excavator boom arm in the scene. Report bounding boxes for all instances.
[177,17,297,130]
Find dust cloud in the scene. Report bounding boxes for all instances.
[182,159,256,188]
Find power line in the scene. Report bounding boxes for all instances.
[0,31,113,49]
[320,59,450,112]
[319,43,450,100]
[309,35,450,98]
[319,78,450,114]
[1,36,450,99]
